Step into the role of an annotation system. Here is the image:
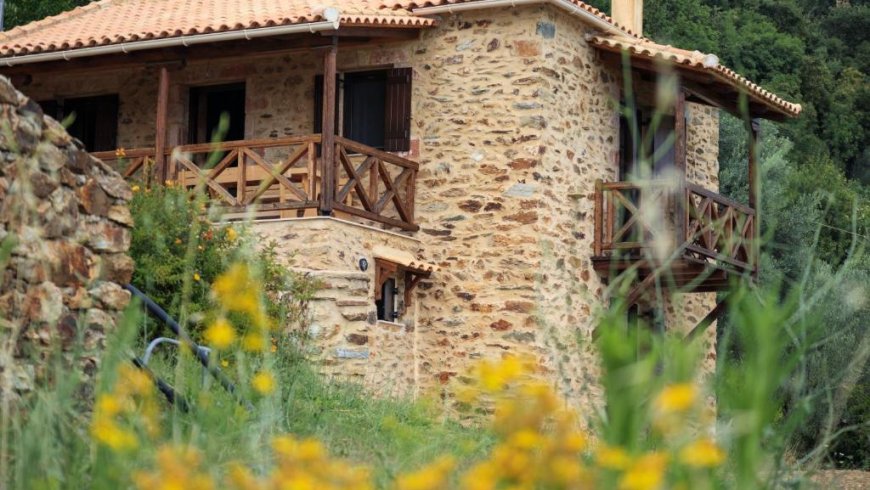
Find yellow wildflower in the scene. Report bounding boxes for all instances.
[509,429,541,450]
[619,453,668,490]
[226,227,238,242]
[193,272,201,282]
[562,431,587,452]
[131,184,140,192]
[134,445,214,490]
[549,455,585,484]
[596,445,632,470]
[118,364,153,396]
[94,394,123,418]
[91,418,138,451]
[679,438,725,468]
[212,264,266,327]
[252,370,275,395]
[242,333,266,352]
[164,179,174,187]
[220,359,230,368]
[115,147,126,158]
[654,383,697,414]
[204,318,236,349]
[395,456,455,490]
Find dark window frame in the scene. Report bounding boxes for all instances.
[39,94,120,152]
[314,67,412,152]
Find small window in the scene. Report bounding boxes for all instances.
[188,83,246,144]
[376,277,400,322]
[314,68,412,152]
[40,95,119,152]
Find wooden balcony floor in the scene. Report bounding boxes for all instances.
[591,254,744,293]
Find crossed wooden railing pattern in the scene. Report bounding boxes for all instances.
[593,179,756,274]
[91,148,156,182]
[94,134,418,230]
[332,137,417,231]
[170,135,321,216]
[683,183,756,272]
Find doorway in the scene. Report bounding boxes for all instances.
[188,83,246,144]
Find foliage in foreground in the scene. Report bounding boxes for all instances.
[4,250,837,488]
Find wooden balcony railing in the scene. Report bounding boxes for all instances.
[96,134,419,231]
[593,179,756,277]
[170,135,321,216]
[91,148,156,181]
[683,183,756,273]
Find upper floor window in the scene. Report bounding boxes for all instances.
[314,67,412,152]
[188,82,246,144]
[39,94,119,152]
[619,106,678,180]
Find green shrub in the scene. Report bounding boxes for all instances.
[128,184,316,340]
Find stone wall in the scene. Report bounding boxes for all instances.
[253,217,423,397]
[0,76,134,397]
[12,5,723,409]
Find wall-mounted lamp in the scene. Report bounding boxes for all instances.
[359,258,369,271]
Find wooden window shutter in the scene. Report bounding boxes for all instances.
[384,67,412,152]
[313,74,339,134]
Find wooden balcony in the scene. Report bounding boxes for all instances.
[592,179,757,297]
[92,134,419,231]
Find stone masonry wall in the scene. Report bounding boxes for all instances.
[253,217,424,397]
[13,5,722,408]
[0,76,134,398]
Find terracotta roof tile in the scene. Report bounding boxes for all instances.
[0,0,436,57]
[587,35,802,118]
[394,0,644,38]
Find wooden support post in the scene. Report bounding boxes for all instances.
[748,118,760,277]
[625,271,658,307]
[154,66,170,184]
[674,87,688,245]
[319,40,338,216]
[685,295,729,342]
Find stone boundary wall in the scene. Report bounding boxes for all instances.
[0,76,134,398]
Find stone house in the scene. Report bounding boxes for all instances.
[0,0,800,407]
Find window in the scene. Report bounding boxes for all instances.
[376,277,399,322]
[619,107,678,180]
[39,95,119,152]
[314,67,412,151]
[188,83,246,144]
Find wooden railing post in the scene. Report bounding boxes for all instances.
[594,179,603,256]
[748,118,761,277]
[154,66,170,184]
[319,40,338,216]
[674,87,688,244]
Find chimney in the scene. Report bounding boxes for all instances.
[612,0,643,35]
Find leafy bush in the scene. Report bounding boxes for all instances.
[128,184,317,340]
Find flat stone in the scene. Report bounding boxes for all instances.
[99,253,134,284]
[0,78,20,105]
[106,205,133,226]
[77,179,109,216]
[335,348,369,359]
[503,183,536,198]
[88,281,130,310]
[94,172,131,200]
[346,333,369,345]
[84,221,130,253]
